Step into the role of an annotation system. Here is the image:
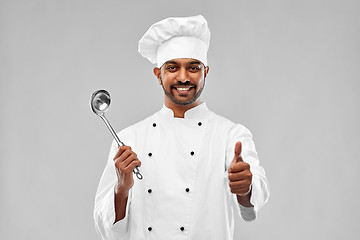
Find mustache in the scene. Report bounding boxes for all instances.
[171,83,196,88]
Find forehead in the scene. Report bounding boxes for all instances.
[164,58,203,66]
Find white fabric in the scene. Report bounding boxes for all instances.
[94,102,269,240]
[157,36,208,68]
[138,15,210,67]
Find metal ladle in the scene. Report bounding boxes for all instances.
[90,89,143,180]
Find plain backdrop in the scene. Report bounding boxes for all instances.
[1,0,359,239]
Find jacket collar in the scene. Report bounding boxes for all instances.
[160,102,209,119]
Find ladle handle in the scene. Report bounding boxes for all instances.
[100,115,143,180]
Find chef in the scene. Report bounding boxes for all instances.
[94,15,269,240]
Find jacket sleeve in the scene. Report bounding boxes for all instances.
[225,124,270,221]
[94,140,132,240]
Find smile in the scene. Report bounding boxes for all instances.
[176,87,192,91]
[173,86,194,94]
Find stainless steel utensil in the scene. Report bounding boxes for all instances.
[90,89,143,180]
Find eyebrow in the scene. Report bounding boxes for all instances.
[164,61,178,65]
[164,60,202,65]
[189,61,202,65]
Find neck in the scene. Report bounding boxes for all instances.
[164,98,202,118]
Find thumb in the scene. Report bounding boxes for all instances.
[229,141,242,172]
[234,141,242,162]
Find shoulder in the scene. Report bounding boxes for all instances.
[117,111,158,139]
[209,110,253,138]
[211,111,235,126]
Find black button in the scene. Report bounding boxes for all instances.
[148,227,152,231]
[185,188,190,192]
[190,151,194,156]
[153,123,156,127]
[148,152,152,157]
[148,189,152,193]
[180,227,185,231]
[198,122,202,126]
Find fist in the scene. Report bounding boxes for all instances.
[113,146,141,192]
[228,141,252,196]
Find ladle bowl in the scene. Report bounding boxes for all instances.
[90,90,111,116]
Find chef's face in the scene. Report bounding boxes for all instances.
[154,58,209,106]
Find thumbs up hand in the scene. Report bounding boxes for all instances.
[228,141,252,196]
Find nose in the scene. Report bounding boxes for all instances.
[176,67,189,83]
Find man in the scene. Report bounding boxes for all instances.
[94,15,269,240]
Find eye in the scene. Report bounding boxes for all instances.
[189,65,201,72]
[166,66,178,72]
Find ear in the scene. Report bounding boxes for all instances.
[153,67,162,85]
[204,66,210,79]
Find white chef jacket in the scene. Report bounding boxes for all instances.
[94,102,269,240]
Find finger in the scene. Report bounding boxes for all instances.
[124,159,142,173]
[230,161,250,173]
[234,141,242,161]
[229,157,244,173]
[116,158,138,175]
[229,142,242,173]
[115,149,136,164]
[229,142,242,172]
[118,152,139,169]
[115,151,137,171]
[229,179,250,188]
[228,170,251,181]
[228,158,235,172]
[113,146,132,160]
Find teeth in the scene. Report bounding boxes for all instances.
[176,87,191,91]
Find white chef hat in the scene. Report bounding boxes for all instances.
[138,15,211,68]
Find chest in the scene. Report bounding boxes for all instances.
[129,117,229,189]
[125,116,233,239]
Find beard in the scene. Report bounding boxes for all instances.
[160,78,205,106]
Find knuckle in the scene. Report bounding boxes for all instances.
[121,146,129,152]
[132,161,139,168]
[114,161,121,169]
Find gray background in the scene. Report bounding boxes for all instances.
[1,0,359,239]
